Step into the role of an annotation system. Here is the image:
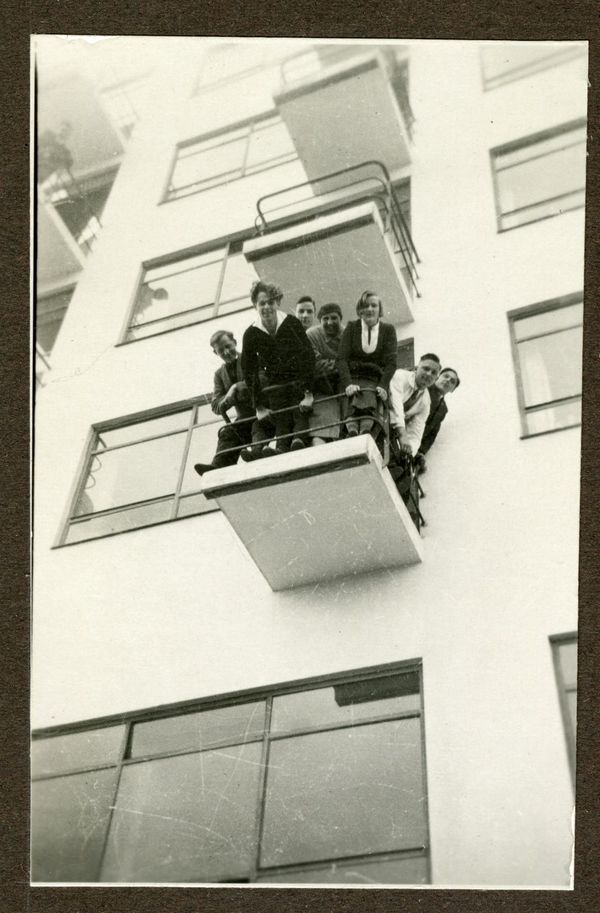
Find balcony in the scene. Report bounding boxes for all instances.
[274,47,413,178]
[243,161,419,326]
[36,198,86,287]
[200,396,424,592]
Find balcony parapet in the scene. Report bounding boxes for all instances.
[243,161,419,326]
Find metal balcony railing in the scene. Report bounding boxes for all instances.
[280,45,415,139]
[209,382,425,531]
[35,343,51,388]
[254,160,420,299]
[39,168,103,255]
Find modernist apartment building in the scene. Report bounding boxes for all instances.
[32,37,586,887]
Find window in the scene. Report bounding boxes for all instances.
[125,240,258,341]
[164,114,298,201]
[60,398,226,545]
[491,121,586,230]
[481,42,586,90]
[32,663,429,884]
[41,168,117,254]
[396,337,414,369]
[509,294,582,437]
[550,633,577,784]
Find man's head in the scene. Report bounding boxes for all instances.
[436,367,460,395]
[318,302,343,338]
[210,330,237,364]
[250,280,283,329]
[295,296,316,329]
[414,353,441,389]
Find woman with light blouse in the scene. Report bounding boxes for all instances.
[338,291,398,437]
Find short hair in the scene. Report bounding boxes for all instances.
[419,353,442,367]
[318,302,343,320]
[356,290,383,318]
[440,366,461,388]
[296,295,315,308]
[210,329,235,349]
[250,280,283,305]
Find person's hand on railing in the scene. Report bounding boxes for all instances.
[256,405,272,423]
[345,384,361,397]
[414,452,427,474]
[375,386,387,402]
[299,392,314,414]
[394,427,413,457]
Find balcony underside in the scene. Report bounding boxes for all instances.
[274,54,411,178]
[201,436,423,592]
[243,201,414,326]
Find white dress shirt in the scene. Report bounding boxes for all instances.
[388,368,431,456]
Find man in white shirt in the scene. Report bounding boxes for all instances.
[389,353,442,455]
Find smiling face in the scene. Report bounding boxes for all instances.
[255,291,280,330]
[213,335,238,364]
[414,358,441,389]
[321,311,342,338]
[295,300,315,329]
[436,370,459,395]
[358,295,381,327]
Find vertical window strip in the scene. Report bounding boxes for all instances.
[170,404,198,519]
[211,241,230,317]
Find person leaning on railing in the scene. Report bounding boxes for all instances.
[306,303,345,446]
[414,367,461,474]
[193,329,268,476]
[241,280,316,456]
[337,291,398,439]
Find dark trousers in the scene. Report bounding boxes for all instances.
[265,382,309,451]
[213,418,267,468]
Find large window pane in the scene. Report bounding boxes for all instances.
[256,854,428,884]
[74,431,187,516]
[513,303,583,341]
[130,251,225,329]
[496,142,586,217]
[180,422,222,494]
[32,769,118,882]
[101,744,262,882]
[32,726,125,778]
[246,119,296,172]
[261,717,426,867]
[130,702,266,758]
[65,499,174,544]
[218,250,257,306]
[494,124,586,229]
[271,672,420,735]
[518,326,582,407]
[524,399,581,436]
[98,411,191,448]
[170,136,246,193]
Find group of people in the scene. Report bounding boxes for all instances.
[194,281,460,506]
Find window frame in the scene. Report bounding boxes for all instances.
[507,292,583,440]
[55,394,225,548]
[160,111,298,204]
[490,119,587,232]
[118,233,256,344]
[550,633,577,788]
[32,659,430,885]
[479,43,586,91]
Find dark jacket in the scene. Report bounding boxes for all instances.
[419,385,448,454]
[211,358,254,420]
[338,319,398,390]
[241,313,316,408]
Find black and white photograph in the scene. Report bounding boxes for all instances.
[31,35,586,888]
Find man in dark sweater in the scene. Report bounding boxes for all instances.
[415,367,460,473]
[193,330,267,476]
[241,281,315,455]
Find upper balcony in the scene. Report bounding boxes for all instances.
[242,161,419,326]
[274,46,413,179]
[200,394,424,592]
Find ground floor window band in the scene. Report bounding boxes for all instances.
[31,663,429,884]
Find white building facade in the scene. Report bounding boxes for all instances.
[32,37,585,887]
